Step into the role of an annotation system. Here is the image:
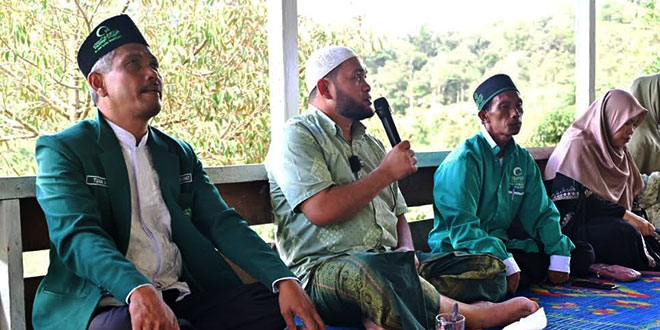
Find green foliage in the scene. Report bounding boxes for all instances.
[407,205,433,222]
[2,0,660,177]
[595,0,660,96]
[641,0,658,22]
[644,56,660,74]
[408,25,441,57]
[531,106,576,146]
[297,16,380,112]
[361,5,578,149]
[365,0,660,151]
[1,0,279,174]
[0,0,377,176]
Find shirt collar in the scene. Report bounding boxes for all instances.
[310,105,366,141]
[480,125,499,150]
[480,125,515,157]
[106,119,149,149]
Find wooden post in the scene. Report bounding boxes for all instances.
[575,0,596,112]
[267,0,299,147]
[0,199,26,330]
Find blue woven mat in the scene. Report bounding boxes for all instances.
[507,275,660,330]
[297,275,660,329]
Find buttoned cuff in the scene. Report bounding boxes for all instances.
[548,255,571,274]
[272,277,300,293]
[503,257,521,276]
[126,283,155,304]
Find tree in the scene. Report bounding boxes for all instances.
[3,0,660,176]
[0,0,377,176]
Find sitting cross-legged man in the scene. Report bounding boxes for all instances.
[430,74,594,296]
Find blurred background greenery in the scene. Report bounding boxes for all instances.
[3,0,660,177]
[3,1,660,271]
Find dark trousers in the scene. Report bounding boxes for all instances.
[574,216,656,270]
[511,240,595,285]
[88,283,285,330]
[507,217,595,284]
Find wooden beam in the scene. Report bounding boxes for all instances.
[205,164,267,184]
[0,177,36,200]
[267,0,299,147]
[0,199,26,330]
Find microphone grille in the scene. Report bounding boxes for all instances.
[374,97,389,115]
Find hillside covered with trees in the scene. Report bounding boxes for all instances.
[1,0,659,176]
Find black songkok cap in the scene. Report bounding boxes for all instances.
[473,74,519,111]
[77,14,149,77]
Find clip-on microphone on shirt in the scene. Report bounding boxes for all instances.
[349,155,362,173]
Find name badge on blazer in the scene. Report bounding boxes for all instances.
[179,173,192,184]
[86,175,108,187]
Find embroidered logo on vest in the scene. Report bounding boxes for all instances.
[508,167,525,198]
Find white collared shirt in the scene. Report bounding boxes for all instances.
[100,121,190,306]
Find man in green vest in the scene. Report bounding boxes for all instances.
[430,74,592,295]
[33,14,323,330]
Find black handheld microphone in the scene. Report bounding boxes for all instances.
[374,97,401,148]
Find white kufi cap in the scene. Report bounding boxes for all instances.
[305,46,357,94]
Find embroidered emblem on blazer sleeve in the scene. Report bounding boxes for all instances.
[86,175,108,187]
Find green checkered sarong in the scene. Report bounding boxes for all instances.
[417,251,507,303]
[307,251,439,330]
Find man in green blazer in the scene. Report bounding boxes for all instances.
[33,14,324,330]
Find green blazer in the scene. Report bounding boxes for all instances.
[33,112,293,330]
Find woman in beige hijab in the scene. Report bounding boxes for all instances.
[544,89,660,270]
[629,73,660,174]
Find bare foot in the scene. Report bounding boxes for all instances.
[461,297,539,329]
[361,317,393,330]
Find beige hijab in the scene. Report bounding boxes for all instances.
[629,73,660,174]
[544,89,648,209]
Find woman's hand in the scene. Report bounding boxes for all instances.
[623,210,656,236]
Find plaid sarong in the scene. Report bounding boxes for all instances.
[307,251,439,330]
[417,251,507,303]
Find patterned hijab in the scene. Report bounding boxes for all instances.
[544,89,648,209]
[628,73,660,174]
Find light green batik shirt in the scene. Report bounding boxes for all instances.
[266,107,408,288]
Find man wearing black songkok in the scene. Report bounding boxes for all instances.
[33,14,324,330]
[430,74,594,296]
